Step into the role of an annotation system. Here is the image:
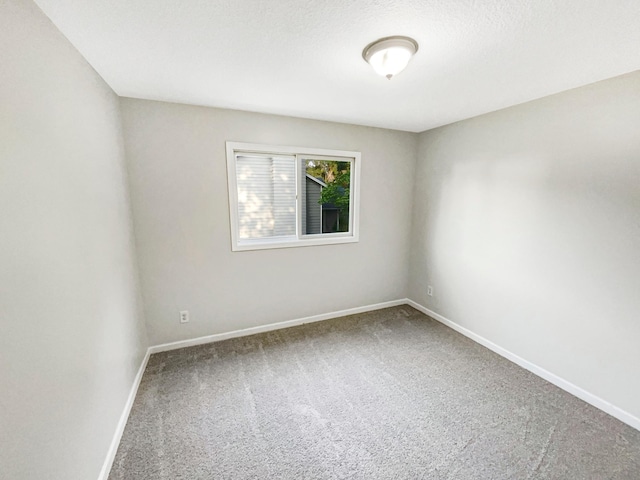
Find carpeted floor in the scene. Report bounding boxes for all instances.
[108,306,640,479]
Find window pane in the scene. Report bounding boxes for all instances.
[236,155,296,239]
[301,159,351,235]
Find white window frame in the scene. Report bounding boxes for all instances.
[226,141,361,251]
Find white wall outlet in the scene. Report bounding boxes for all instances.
[179,310,189,324]
[427,286,433,296]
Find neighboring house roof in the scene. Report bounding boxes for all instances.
[305,174,327,187]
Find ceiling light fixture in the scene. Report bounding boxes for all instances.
[362,36,419,80]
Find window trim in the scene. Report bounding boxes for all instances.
[226,141,361,251]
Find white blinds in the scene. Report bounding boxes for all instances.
[235,154,296,239]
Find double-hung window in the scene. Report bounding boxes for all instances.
[226,142,360,251]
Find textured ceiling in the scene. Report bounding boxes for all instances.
[34,0,640,132]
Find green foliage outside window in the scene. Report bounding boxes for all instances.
[306,160,351,232]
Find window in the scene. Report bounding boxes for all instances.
[226,142,360,251]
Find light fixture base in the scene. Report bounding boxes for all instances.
[362,36,419,61]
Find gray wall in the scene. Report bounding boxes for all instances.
[0,1,148,478]
[409,71,640,420]
[305,177,323,235]
[120,98,417,346]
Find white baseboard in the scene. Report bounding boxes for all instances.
[98,348,151,480]
[405,298,640,432]
[148,299,407,354]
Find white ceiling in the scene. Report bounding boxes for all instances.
[34,0,640,132]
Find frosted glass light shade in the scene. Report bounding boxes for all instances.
[362,36,418,80]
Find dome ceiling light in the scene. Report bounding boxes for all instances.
[362,36,419,80]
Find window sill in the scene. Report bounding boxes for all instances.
[232,233,359,252]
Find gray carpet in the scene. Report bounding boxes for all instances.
[108,306,640,479]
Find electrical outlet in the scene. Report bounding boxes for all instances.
[427,286,433,296]
[179,310,189,324]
